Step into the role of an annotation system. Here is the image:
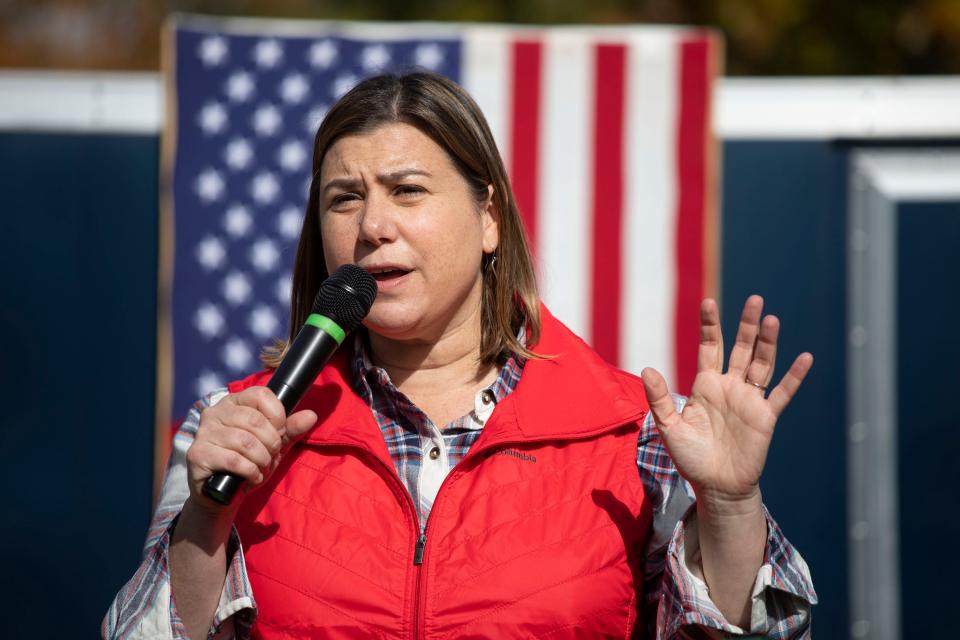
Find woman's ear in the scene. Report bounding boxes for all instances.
[481,184,499,254]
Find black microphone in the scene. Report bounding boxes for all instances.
[202,264,377,505]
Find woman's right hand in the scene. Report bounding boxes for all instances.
[172,386,317,640]
[185,386,319,515]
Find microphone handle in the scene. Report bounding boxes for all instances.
[201,322,343,505]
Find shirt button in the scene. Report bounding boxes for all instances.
[481,390,495,405]
[429,446,441,460]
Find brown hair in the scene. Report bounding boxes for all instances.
[263,72,540,367]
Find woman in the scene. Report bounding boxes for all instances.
[105,72,815,639]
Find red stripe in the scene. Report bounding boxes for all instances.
[674,38,711,394]
[590,44,627,366]
[508,40,542,252]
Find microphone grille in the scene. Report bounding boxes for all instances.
[311,264,378,333]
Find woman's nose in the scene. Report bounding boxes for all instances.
[357,192,398,245]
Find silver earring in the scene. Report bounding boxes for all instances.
[485,252,498,276]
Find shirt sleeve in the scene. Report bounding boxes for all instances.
[637,395,817,639]
[102,390,257,640]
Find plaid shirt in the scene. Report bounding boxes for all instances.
[350,334,524,531]
[104,339,816,639]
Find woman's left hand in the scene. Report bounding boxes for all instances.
[641,295,813,505]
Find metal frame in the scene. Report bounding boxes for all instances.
[847,150,960,640]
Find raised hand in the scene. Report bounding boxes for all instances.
[640,295,813,503]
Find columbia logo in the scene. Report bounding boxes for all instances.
[487,448,537,463]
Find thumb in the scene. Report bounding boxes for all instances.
[263,409,318,482]
[284,409,318,441]
[640,368,682,432]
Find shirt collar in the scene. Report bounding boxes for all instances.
[349,329,525,429]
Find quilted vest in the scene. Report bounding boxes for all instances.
[230,307,652,639]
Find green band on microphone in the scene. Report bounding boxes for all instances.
[305,313,346,344]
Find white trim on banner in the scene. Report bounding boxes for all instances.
[0,70,161,133]
[3,71,960,139]
[719,76,960,139]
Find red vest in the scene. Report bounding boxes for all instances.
[231,307,652,638]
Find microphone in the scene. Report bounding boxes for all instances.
[202,263,377,505]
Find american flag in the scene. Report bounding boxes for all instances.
[164,15,720,429]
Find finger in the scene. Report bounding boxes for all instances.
[208,405,283,455]
[284,409,318,443]
[226,386,287,432]
[697,298,723,374]
[267,410,318,476]
[727,295,764,377]
[187,441,264,485]
[641,368,683,431]
[745,314,780,389]
[767,353,814,417]
[204,421,275,470]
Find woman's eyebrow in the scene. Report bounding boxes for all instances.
[378,169,432,183]
[322,177,361,194]
[322,169,432,194]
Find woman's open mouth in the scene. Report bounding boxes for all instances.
[365,266,412,290]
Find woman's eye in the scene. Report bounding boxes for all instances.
[395,184,425,197]
[330,193,360,207]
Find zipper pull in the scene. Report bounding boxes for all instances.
[414,532,426,565]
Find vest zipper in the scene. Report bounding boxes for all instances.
[413,529,425,638]
[414,532,426,565]
[413,510,438,638]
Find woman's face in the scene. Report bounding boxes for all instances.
[318,122,499,343]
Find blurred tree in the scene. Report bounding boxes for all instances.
[0,0,957,75]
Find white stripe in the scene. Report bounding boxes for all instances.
[462,28,512,168]
[537,32,593,339]
[621,34,678,384]
[0,71,160,133]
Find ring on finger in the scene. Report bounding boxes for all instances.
[745,378,768,392]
